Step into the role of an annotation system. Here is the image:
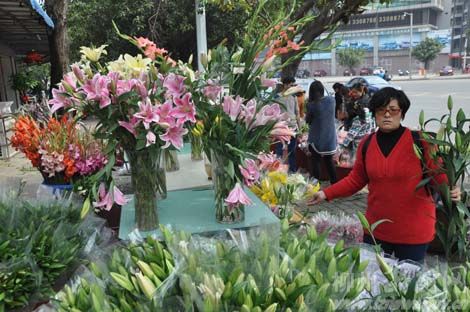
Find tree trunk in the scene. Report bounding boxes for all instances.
[45,0,69,94]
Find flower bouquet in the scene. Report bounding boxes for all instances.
[183,6,319,223]
[48,28,196,231]
[11,115,107,187]
[249,152,320,218]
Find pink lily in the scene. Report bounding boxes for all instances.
[146,131,156,147]
[133,79,148,99]
[115,79,134,96]
[71,64,85,83]
[252,103,282,127]
[225,183,253,206]
[163,73,186,98]
[222,95,243,121]
[203,83,222,101]
[257,152,281,171]
[49,85,78,113]
[134,99,160,129]
[240,99,257,127]
[82,73,111,108]
[270,121,295,144]
[118,117,140,137]
[156,100,175,125]
[62,72,77,91]
[93,183,128,211]
[261,78,277,89]
[239,159,260,187]
[173,92,196,123]
[159,121,188,149]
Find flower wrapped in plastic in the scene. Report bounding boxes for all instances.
[309,210,364,245]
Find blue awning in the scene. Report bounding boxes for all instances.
[29,0,54,28]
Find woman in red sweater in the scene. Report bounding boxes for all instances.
[309,87,461,262]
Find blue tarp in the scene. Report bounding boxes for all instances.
[29,0,54,28]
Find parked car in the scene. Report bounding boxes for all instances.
[439,66,454,76]
[359,67,373,75]
[313,69,327,77]
[295,78,331,97]
[343,68,356,76]
[345,76,401,97]
[398,69,409,76]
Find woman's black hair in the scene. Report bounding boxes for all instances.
[369,87,410,119]
[308,80,324,102]
[332,82,343,91]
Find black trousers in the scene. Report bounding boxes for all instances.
[363,234,429,263]
[309,145,337,184]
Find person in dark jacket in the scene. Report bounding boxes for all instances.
[305,80,337,184]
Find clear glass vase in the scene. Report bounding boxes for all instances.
[126,148,165,231]
[190,136,203,161]
[211,150,245,223]
[164,149,180,172]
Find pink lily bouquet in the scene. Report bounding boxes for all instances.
[48,27,196,231]
[181,10,319,223]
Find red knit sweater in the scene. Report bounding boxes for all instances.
[324,128,447,244]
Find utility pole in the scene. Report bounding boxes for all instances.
[403,12,413,80]
[195,0,208,72]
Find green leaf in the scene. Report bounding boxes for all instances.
[405,275,420,300]
[415,177,432,191]
[370,219,393,233]
[226,160,235,179]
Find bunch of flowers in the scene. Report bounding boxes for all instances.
[48,27,196,222]
[179,8,318,218]
[247,152,320,218]
[11,115,107,184]
[309,211,363,245]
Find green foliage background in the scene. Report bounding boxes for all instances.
[68,0,249,64]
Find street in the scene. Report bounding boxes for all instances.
[396,79,470,130]
[319,77,470,131]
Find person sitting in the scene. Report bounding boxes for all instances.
[308,87,462,263]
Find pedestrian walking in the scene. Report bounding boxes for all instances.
[308,87,462,263]
[305,80,337,184]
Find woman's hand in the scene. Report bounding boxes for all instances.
[307,191,327,205]
[450,186,462,203]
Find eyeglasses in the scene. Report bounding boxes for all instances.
[376,107,401,116]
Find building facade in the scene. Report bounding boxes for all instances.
[300,0,453,76]
[450,0,470,68]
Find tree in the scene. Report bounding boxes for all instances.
[337,48,365,73]
[209,0,391,78]
[412,38,444,71]
[67,0,249,65]
[45,0,69,91]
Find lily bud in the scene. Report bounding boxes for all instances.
[376,254,394,282]
[136,272,157,299]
